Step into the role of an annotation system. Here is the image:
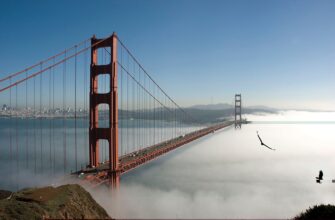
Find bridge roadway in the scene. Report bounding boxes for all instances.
[76,121,234,187]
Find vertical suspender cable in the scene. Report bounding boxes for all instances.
[132,60,135,151]
[9,77,12,171]
[120,46,123,156]
[180,107,181,136]
[74,45,78,171]
[63,51,67,173]
[52,58,55,173]
[143,73,146,148]
[149,81,152,146]
[141,67,144,149]
[153,85,155,145]
[106,48,108,161]
[105,49,107,161]
[141,71,144,147]
[15,85,19,190]
[126,53,129,154]
[25,71,28,168]
[39,63,43,173]
[103,49,106,162]
[49,66,52,172]
[84,44,88,166]
[33,73,36,174]
[100,49,103,162]
[152,82,154,145]
[137,65,140,151]
[139,66,142,149]
[102,48,104,162]
[163,95,166,142]
[161,91,163,142]
[174,106,176,138]
[158,90,163,142]
[145,75,147,148]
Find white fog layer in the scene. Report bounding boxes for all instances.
[89,111,335,218]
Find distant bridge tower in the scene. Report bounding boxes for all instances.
[235,94,242,128]
[89,33,119,188]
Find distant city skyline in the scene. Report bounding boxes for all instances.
[0,0,334,110]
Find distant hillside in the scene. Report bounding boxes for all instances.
[247,105,278,111]
[189,103,278,111]
[190,103,233,110]
[115,104,278,124]
[0,184,110,220]
[182,104,278,123]
[183,107,277,123]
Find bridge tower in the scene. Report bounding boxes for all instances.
[89,33,119,188]
[235,94,242,128]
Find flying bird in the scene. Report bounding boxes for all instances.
[316,170,323,183]
[257,131,275,151]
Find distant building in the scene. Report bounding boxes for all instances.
[2,104,7,111]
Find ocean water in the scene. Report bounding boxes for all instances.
[91,110,335,219]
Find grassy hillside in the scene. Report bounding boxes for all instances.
[0,184,110,219]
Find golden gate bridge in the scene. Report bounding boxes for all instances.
[0,33,237,190]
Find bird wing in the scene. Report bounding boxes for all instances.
[257,132,263,144]
[262,143,276,151]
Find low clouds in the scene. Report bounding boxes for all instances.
[2,111,335,218]
[87,112,335,218]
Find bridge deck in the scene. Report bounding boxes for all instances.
[76,121,233,186]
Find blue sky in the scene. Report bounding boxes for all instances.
[0,0,335,110]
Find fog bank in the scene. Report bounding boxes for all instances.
[87,111,335,218]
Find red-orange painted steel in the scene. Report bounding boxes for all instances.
[89,35,99,167]
[111,33,119,188]
[119,122,232,174]
[89,33,119,188]
[82,122,233,187]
